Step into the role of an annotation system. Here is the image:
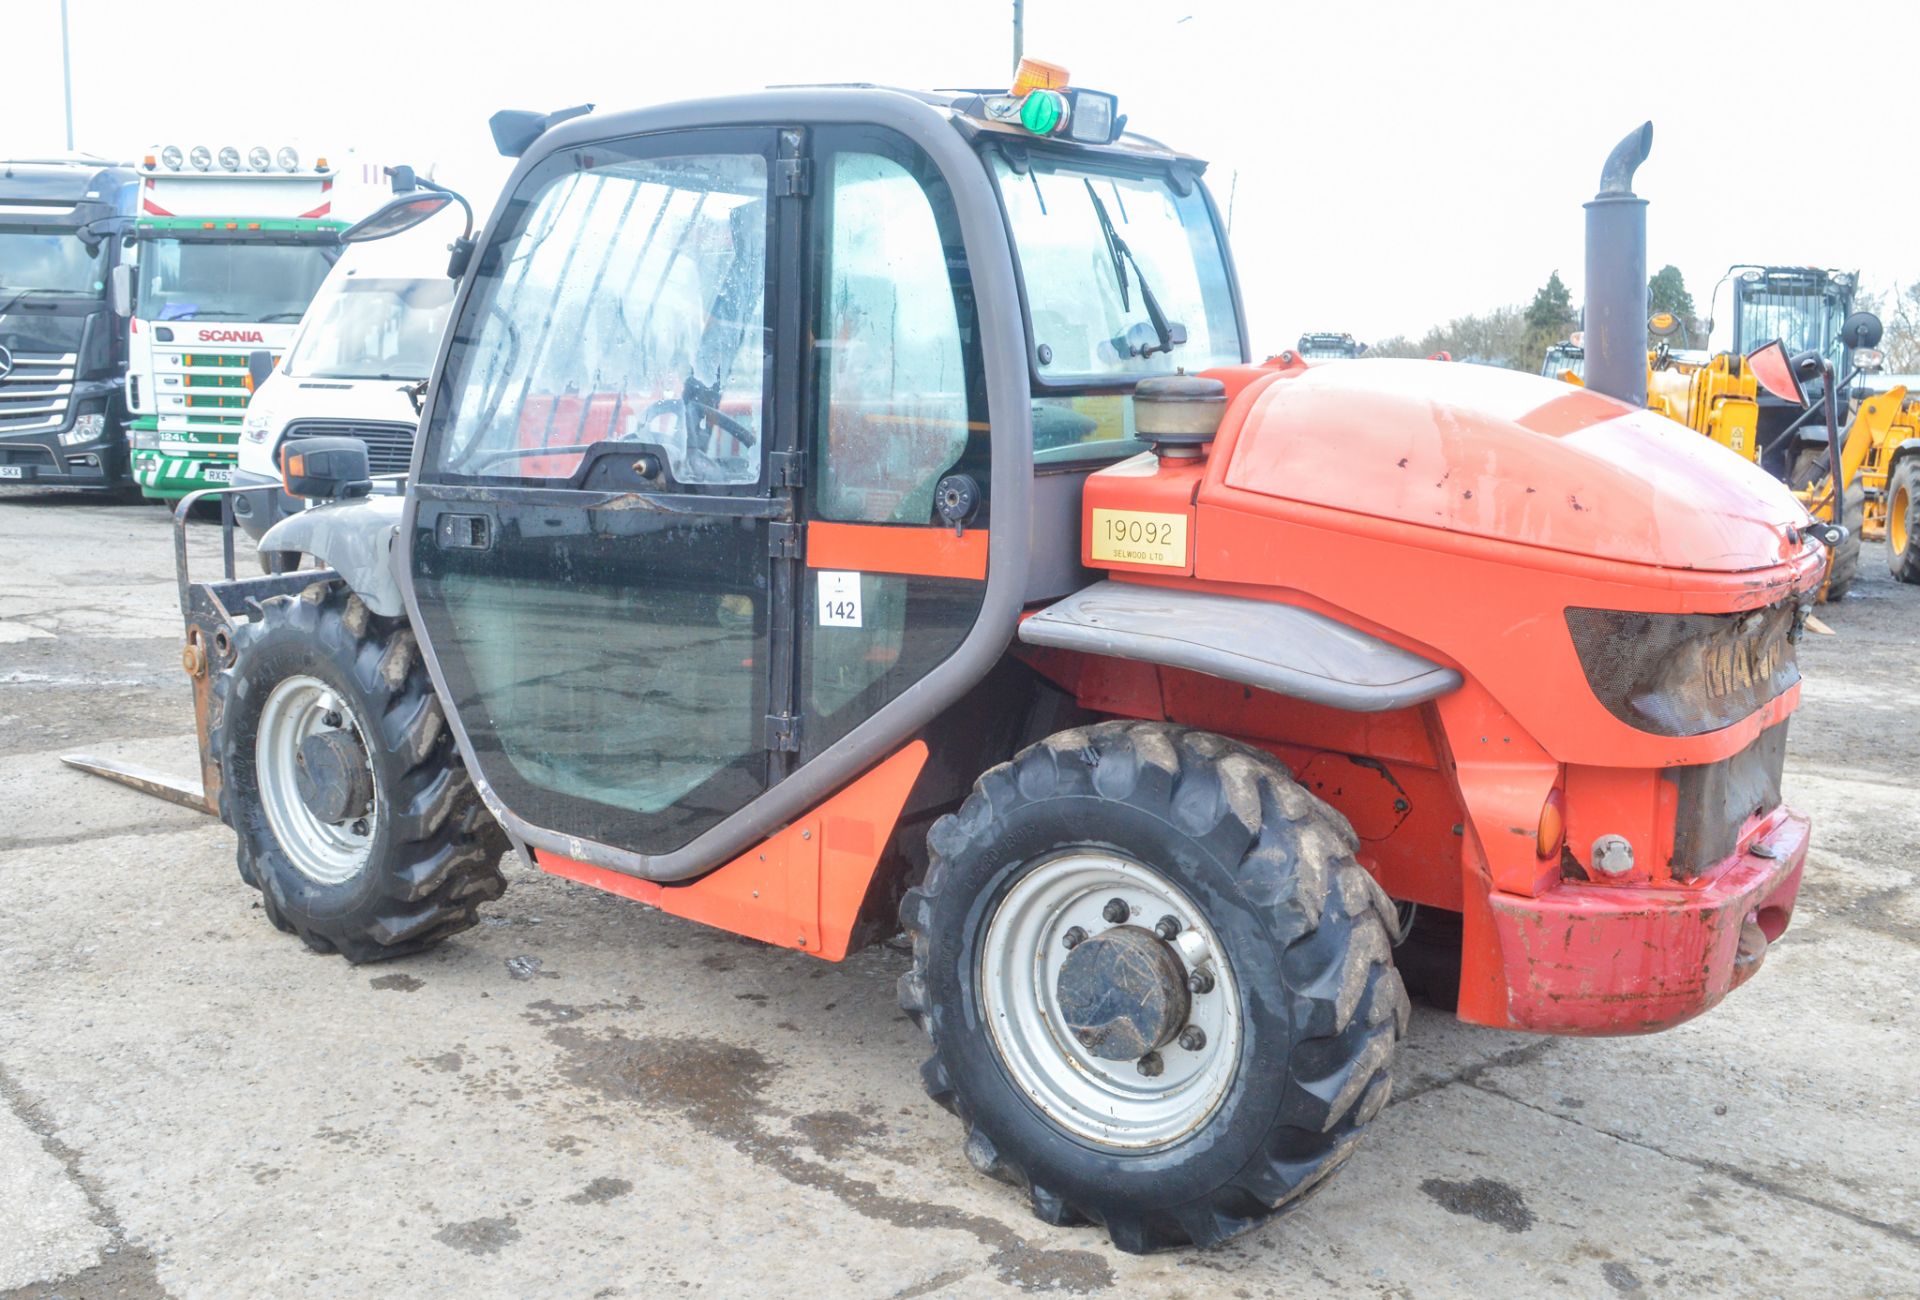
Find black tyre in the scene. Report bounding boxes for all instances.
[1889,457,1920,586]
[211,580,507,961]
[1825,480,1866,599]
[1790,449,1865,601]
[900,721,1407,1252]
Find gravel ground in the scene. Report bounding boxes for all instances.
[0,486,1914,1298]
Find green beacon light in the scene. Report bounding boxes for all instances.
[1021,89,1066,135]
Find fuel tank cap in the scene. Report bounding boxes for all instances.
[1133,373,1226,459]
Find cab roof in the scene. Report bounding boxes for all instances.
[512,83,1208,171]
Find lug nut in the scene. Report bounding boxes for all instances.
[1188,968,1214,995]
[323,711,342,728]
[1154,914,1181,941]
[351,818,370,836]
[1178,1025,1207,1052]
[1102,898,1130,924]
[1076,1029,1096,1047]
[1061,925,1088,951]
[1136,1052,1164,1078]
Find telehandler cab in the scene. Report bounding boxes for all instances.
[76,81,1826,1252]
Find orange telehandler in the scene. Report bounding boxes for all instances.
[73,89,1826,1252]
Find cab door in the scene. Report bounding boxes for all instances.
[407,129,796,859]
[404,121,996,875]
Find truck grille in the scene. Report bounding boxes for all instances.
[0,352,77,435]
[280,418,417,475]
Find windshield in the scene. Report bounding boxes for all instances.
[288,274,456,380]
[138,238,334,323]
[991,154,1239,383]
[0,228,106,296]
[1734,282,1846,359]
[1542,345,1585,380]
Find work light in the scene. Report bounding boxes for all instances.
[277,146,299,172]
[218,146,241,171]
[189,145,212,171]
[160,145,184,170]
[249,146,272,172]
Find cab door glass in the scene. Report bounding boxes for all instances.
[804,135,989,757]
[427,153,767,487]
[816,151,972,523]
[410,137,780,856]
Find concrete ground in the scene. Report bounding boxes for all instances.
[0,485,1914,1299]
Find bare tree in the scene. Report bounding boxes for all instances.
[1867,281,1920,373]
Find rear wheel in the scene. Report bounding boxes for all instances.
[1889,457,1920,585]
[212,580,508,961]
[900,721,1407,1252]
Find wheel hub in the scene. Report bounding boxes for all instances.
[295,730,374,825]
[254,675,377,886]
[1056,925,1192,1060]
[978,851,1241,1150]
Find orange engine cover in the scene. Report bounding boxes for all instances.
[1220,359,1810,571]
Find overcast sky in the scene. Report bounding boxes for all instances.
[8,0,1917,350]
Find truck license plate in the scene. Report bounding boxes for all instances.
[201,467,233,484]
[0,466,22,479]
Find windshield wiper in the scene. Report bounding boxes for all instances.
[1082,182,1185,360]
[1084,181,1131,313]
[258,311,306,322]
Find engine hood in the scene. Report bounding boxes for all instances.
[1221,359,1812,573]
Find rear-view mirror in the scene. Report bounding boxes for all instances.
[247,350,276,389]
[1840,310,1883,351]
[108,264,135,318]
[1747,339,1808,407]
[341,192,454,244]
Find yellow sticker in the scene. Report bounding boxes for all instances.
[1089,508,1189,568]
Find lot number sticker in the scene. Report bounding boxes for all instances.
[1090,508,1188,568]
[818,570,864,628]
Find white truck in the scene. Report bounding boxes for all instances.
[122,145,386,499]
[230,205,462,547]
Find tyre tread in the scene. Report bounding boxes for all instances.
[213,581,507,964]
[898,719,1405,1252]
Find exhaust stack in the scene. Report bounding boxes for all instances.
[1583,122,1653,408]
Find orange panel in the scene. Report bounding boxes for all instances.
[534,741,927,960]
[806,521,988,581]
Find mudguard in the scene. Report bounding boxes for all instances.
[1018,580,1462,711]
[259,494,407,617]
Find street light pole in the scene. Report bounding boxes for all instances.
[1012,0,1023,72]
[60,0,75,151]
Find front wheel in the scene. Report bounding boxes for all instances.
[900,722,1407,1252]
[211,581,508,961]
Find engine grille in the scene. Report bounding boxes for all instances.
[1667,720,1789,878]
[279,418,417,475]
[0,351,77,435]
[1565,602,1801,738]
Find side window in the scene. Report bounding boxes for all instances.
[815,153,973,522]
[425,151,768,486]
[802,137,989,759]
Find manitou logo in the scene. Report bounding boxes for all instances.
[196,328,266,344]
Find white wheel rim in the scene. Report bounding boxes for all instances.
[979,851,1241,1150]
[255,674,376,886]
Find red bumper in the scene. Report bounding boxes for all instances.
[1483,808,1808,1035]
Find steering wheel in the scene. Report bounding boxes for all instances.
[642,376,758,450]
